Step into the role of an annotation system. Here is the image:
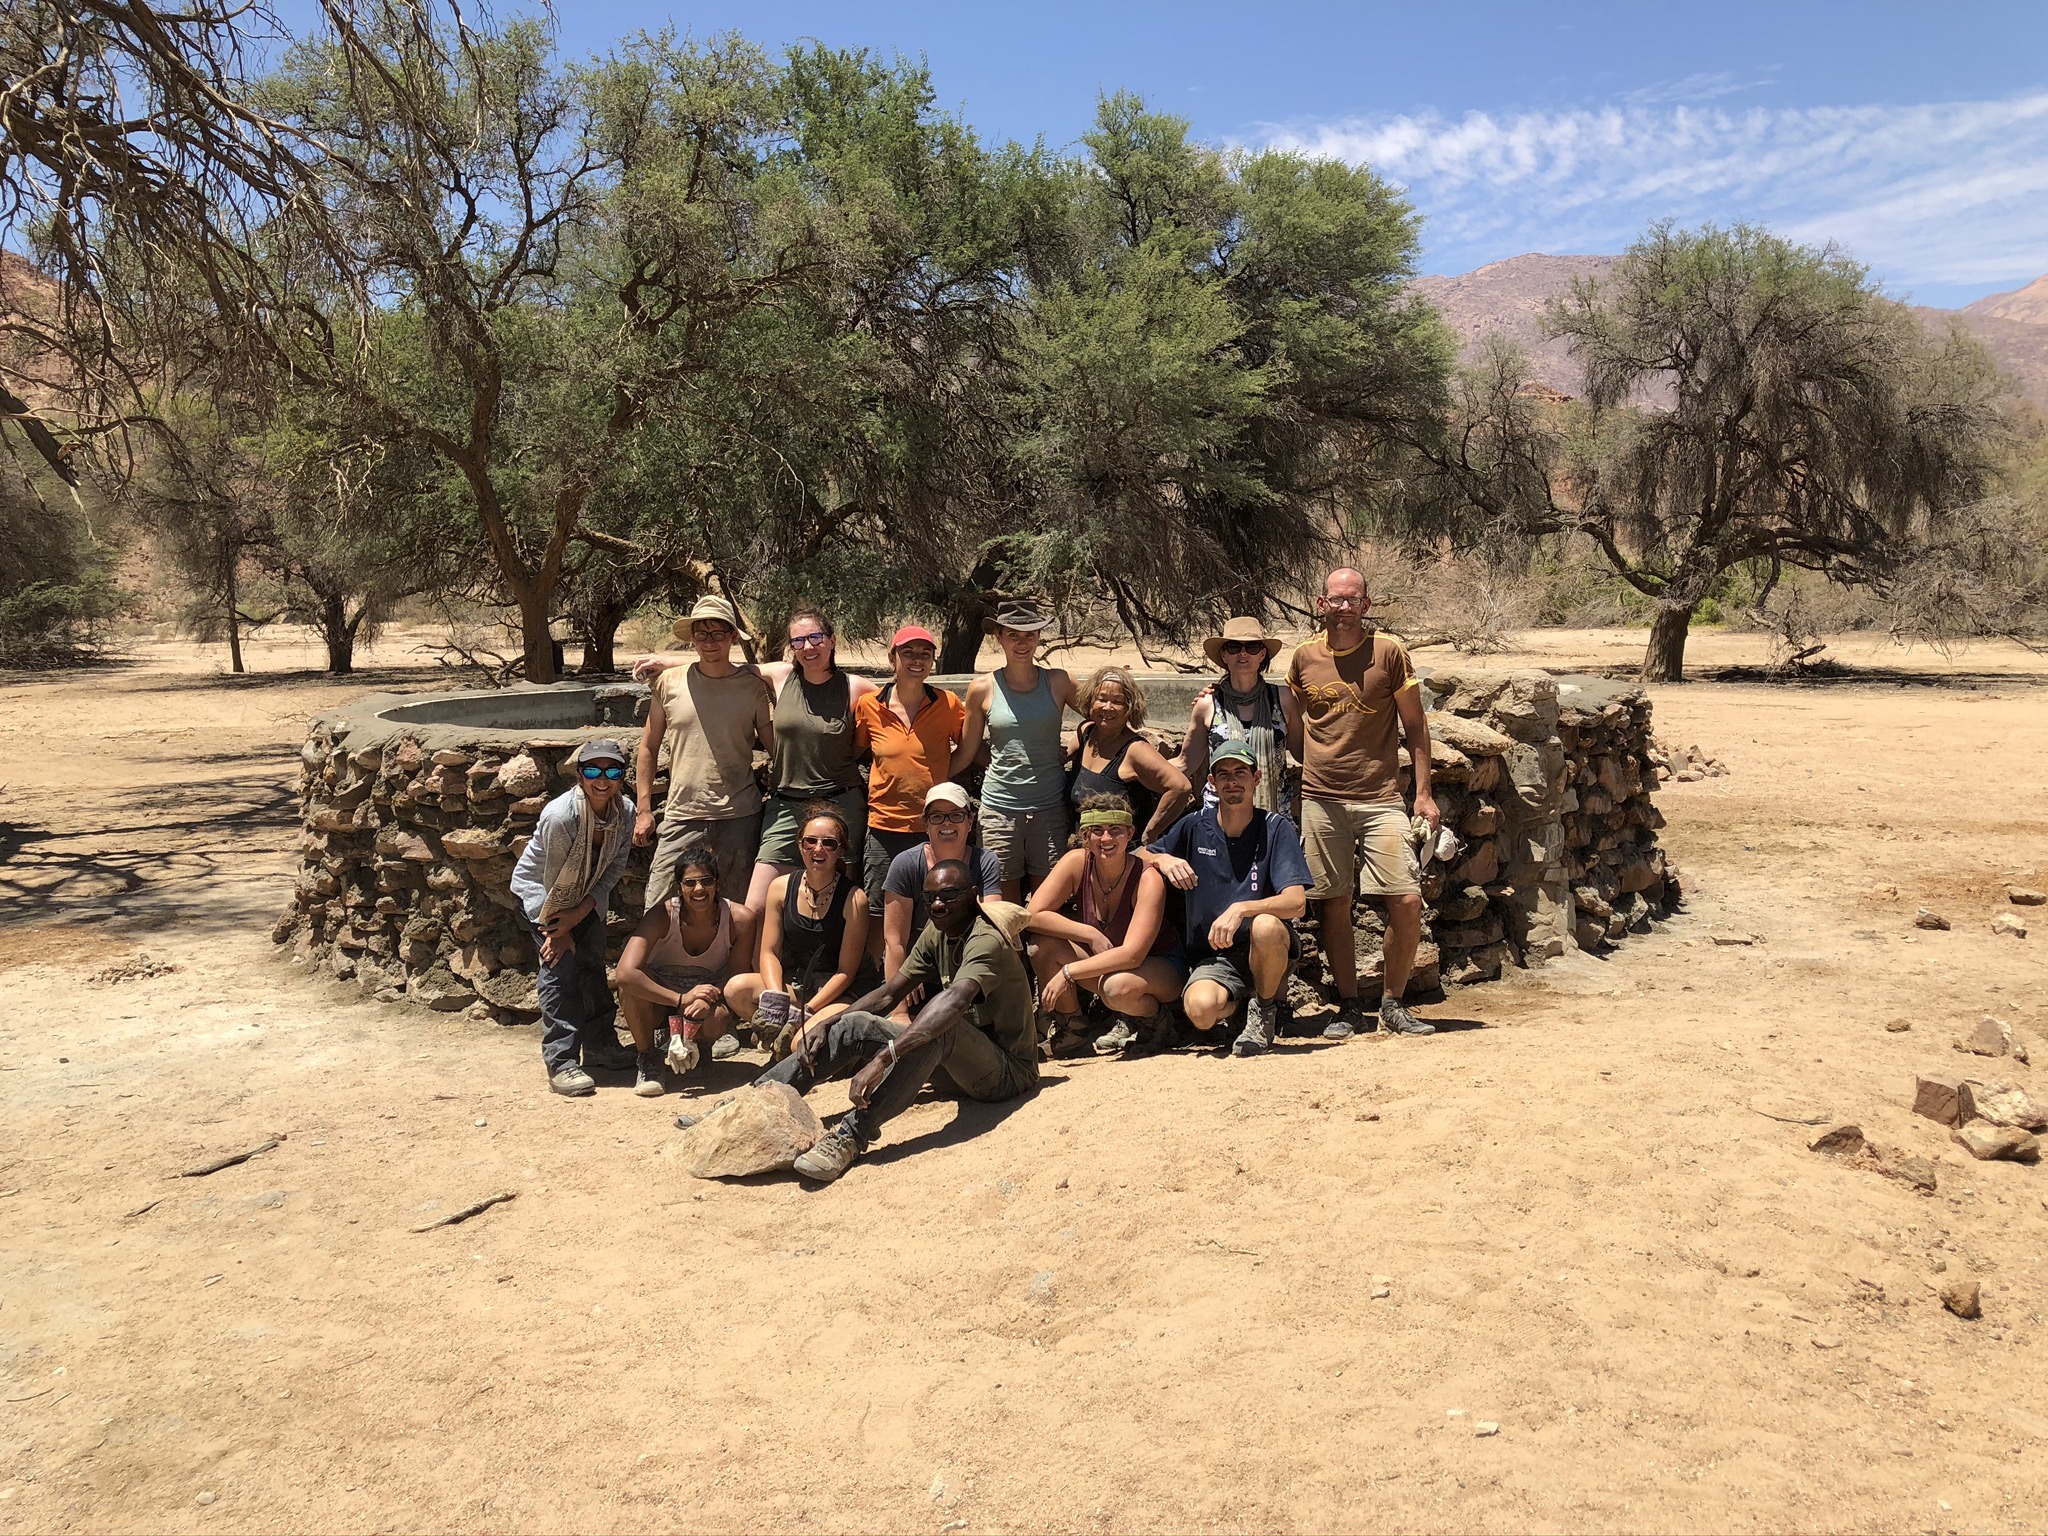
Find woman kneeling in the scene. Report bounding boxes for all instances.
[1026,793,1183,1057]
[726,804,871,1057]
[615,845,758,1093]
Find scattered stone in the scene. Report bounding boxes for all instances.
[1809,1125,1866,1157]
[1950,1123,2041,1163]
[1473,1421,1500,1437]
[196,1491,216,1506]
[1027,1271,1056,1304]
[1895,1156,1939,1193]
[1883,1018,1911,1033]
[1369,1275,1392,1299]
[1870,883,1899,900]
[2006,886,2046,906]
[1957,1016,2011,1058]
[1710,931,1757,946]
[1811,1333,1844,1349]
[670,1083,824,1178]
[1939,1279,1982,1320]
[1991,912,2028,938]
[1912,1075,1965,1126]
[1959,1081,2047,1131]
[1914,908,1949,931]
[86,953,180,986]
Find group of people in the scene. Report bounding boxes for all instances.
[506,568,1442,1183]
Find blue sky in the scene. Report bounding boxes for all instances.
[297,1,2048,306]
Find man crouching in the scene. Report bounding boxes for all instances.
[744,861,1037,1183]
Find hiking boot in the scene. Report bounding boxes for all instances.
[1044,1013,1092,1059]
[1380,997,1435,1036]
[550,1064,596,1097]
[583,1037,635,1072]
[792,1126,861,1184]
[633,1051,666,1098]
[1092,1018,1139,1056]
[1232,994,1278,1057]
[1321,999,1369,1041]
[710,1032,741,1061]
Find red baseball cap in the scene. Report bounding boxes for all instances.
[889,625,938,652]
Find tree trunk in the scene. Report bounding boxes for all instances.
[320,592,356,675]
[518,587,557,683]
[939,602,986,674]
[224,556,245,674]
[577,605,622,675]
[1641,600,1692,682]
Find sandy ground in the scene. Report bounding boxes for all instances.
[2,627,2047,1534]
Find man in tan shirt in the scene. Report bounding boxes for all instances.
[1286,567,1440,1038]
[635,595,775,910]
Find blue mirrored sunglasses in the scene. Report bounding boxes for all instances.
[580,764,626,780]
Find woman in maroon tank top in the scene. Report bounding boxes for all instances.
[1023,792,1186,1057]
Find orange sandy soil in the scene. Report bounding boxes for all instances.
[2,628,2046,1534]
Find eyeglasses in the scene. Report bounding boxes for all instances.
[1321,594,1364,607]
[693,624,735,640]
[925,809,969,825]
[1220,641,1264,656]
[800,835,841,850]
[678,876,718,891]
[789,631,829,648]
[579,764,626,780]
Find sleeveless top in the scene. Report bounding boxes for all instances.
[1066,723,1159,833]
[1073,851,1178,958]
[771,668,861,798]
[780,870,854,986]
[646,898,735,982]
[983,668,1066,812]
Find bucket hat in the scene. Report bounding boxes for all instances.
[1202,616,1283,667]
[669,594,752,643]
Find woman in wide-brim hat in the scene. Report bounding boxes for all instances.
[1183,616,1300,817]
[981,598,1054,636]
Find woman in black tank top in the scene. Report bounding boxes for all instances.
[726,804,872,1035]
[1064,668,1193,842]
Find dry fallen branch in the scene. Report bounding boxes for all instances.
[178,1138,279,1177]
[124,1196,164,1219]
[411,1190,516,1233]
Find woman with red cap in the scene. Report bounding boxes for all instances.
[853,624,970,934]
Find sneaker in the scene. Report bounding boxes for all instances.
[634,1052,666,1098]
[583,1037,635,1072]
[1321,999,1367,1041]
[1232,994,1278,1057]
[550,1064,596,1096]
[1380,998,1435,1036]
[792,1126,861,1183]
[1091,1019,1139,1056]
[710,1032,741,1061]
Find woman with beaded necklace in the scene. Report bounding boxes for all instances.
[726,803,871,1056]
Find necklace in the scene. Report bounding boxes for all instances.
[1090,853,1131,913]
[798,871,836,915]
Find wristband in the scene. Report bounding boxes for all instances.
[1061,964,1075,986]
[881,1039,899,1070]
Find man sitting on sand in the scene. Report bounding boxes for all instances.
[1141,742,1311,1058]
[719,861,1038,1184]
[509,738,638,1096]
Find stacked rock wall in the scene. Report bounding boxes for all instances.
[278,668,1679,1018]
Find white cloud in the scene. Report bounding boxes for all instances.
[1256,93,2048,297]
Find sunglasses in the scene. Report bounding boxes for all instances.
[579,764,626,780]
[922,886,969,901]
[1220,640,1265,656]
[789,631,830,648]
[800,835,841,850]
[679,876,718,891]
[1084,824,1130,837]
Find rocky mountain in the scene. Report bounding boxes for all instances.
[1413,253,2048,408]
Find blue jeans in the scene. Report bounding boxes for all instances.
[532,908,619,1072]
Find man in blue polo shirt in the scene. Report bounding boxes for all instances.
[1141,741,1311,1057]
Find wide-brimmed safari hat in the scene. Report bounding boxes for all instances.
[669,594,752,643]
[1202,616,1282,667]
[982,599,1053,636]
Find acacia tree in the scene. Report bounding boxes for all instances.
[1543,224,2008,680]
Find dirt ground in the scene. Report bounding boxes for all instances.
[3,627,2046,1534]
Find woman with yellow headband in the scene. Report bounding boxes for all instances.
[1024,791,1184,1057]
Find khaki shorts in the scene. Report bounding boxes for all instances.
[979,804,1069,888]
[1301,798,1420,900]
[646,812,760,909]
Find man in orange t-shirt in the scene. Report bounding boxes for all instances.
[1285,567,1440,1038]
[852,625,969,923]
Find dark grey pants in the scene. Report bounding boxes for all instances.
[532,908,617,1073]
[755,1008,1033,1147]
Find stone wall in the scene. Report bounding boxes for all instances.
[275,670,1679,1020]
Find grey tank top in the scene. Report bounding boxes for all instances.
[982,668,1065,812]
[771,669,860,797]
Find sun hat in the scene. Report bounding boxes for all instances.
[923,782,972,811]
[669,593,751,643]
[982,598,1053,635]
[1202,616,1283,668]
[890,624,939,652]
[575,737,629,766]
[1208,740,1259,772]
